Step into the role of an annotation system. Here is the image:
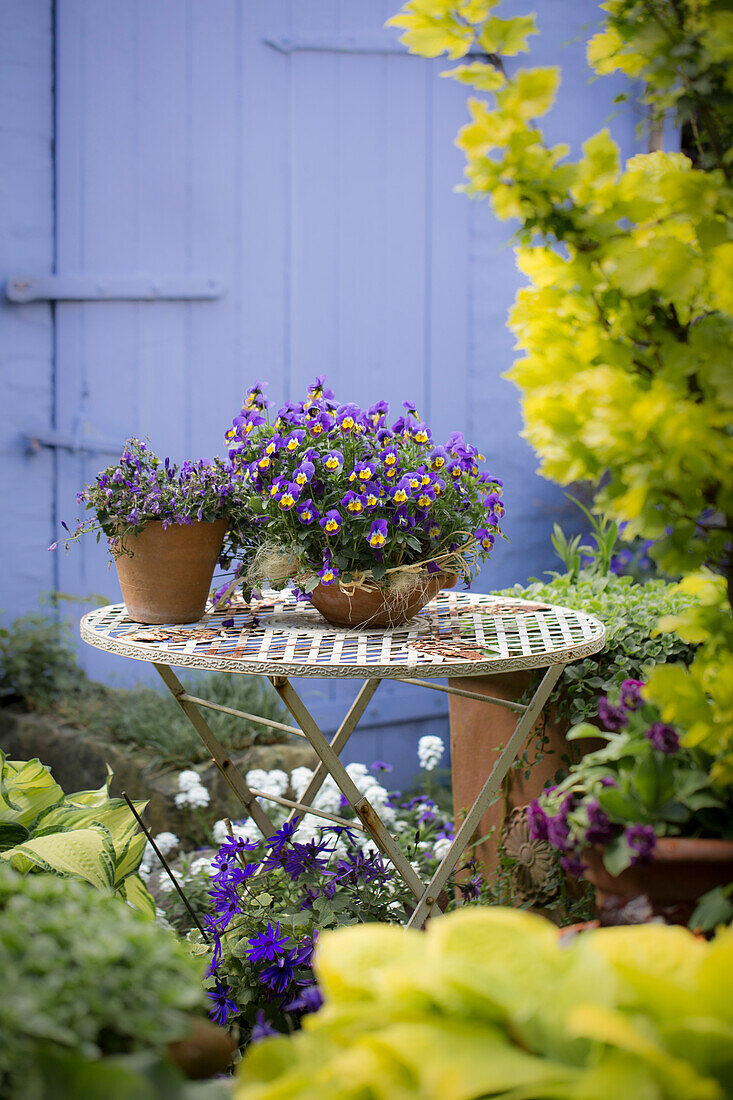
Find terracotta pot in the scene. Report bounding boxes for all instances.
[310,572,457,628]
[584,837,733,920]
[167,1015,236,1079]
[115,519,227,624]
[448,670,603,877]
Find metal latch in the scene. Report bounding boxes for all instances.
[6,275,225,303]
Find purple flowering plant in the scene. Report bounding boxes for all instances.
[224,378,505,593]
[530,680,732,878]
[50,437,255,564]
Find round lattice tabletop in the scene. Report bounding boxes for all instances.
[80,589,606,679]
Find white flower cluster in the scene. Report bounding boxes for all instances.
[417,734,445,772]
[433,836,453,862]
[174,769,210,809]
[139,831,179,879]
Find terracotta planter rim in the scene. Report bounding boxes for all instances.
[597,836,733,862]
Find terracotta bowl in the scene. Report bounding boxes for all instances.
[310,572,458,628]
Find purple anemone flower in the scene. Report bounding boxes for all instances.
[626,824,656,864]
[646,722,680,754]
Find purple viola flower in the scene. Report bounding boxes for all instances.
[319,563,339,586]
[126,507,140,524]
[246,921,290,964]
[527,799,548,840]
[207,980,239,1026]
[293,460,315,487]
[392,505,415,530]
[411,423,432,446]
[322,450,344,473]
[284,430,306,452]
[335,403,361,433]
[296,498,318,525]
[391,476,412,504]
[620,679,645,710]
[415,487,436,509]
[546,795,574,852]
[368,518,388,549]
[352,460,376,483]
[626,824,657,864]
[319,509,343,535]
[430,446,449,470]
[276,484,300,511]
[597,696,629,732]
[307,375,335,401]
[341,490,365,514]
[585,800,615,845]
[362,483,380,508]
[309,410,335,436]
[474,527,495,552]
[646,722,680,754]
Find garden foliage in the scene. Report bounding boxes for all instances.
[0,749,153,915]
[0,865,208,1099]
[236,906,733,1099]
[494,570,697,728]
[388,0,733,786]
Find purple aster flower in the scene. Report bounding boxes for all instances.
[626,824,656,864]
[646,722,680,754]
[370,760,393,773]
[368,518,388,549]
[264,818,300,855]
[260,947,301,994]
[250,1010,278,1043]
[620,679,645,710]
[207,980,239,1026]
[284,984,323,1015]
[282,840,332,881]
[210,884,242,930]
[597,696,629,731]
[458,874,482,901]
[527,799,548,840]
[319,509,343,534]
[246,921,290,964]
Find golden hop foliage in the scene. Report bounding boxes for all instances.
[388,0,733,785]
[236,908,733,1099]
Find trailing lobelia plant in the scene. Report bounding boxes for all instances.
[0,749,154,915]
[50,437,255,565]
[528,681,733,879]
[224,377,505,598]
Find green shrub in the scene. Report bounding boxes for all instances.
[57,671,286,767]
[0,614,85,709]
[493,571,698,729]
[0,610,286,767]
[0,865,205,1098]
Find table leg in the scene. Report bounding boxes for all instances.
[270,676,442,918]
[405,663,565,928]
[154,663,277,838]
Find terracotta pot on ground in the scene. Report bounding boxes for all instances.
[448,671,603,878]
[584,837,733,924]
[310,572,457,629]
[167,1015,236,1079]
[115,519,228,624]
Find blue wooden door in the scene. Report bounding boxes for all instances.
[2,0,639,782]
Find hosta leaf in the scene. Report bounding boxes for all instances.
[118,873,156,918]
[1,825,116,889]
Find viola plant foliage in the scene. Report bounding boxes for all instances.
[530,680,733,879]
[52,437,254,563]
[389,0,733,797]
[224,378,504,593]
[0,748,154,916]
[235,906,733,1100]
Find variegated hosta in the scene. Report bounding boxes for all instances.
[0,750,154,917]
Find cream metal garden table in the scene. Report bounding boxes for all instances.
[81,589,605,928]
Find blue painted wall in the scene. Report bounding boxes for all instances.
[1,1,639,785]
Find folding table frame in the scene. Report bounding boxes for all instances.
[81,590,605,928]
